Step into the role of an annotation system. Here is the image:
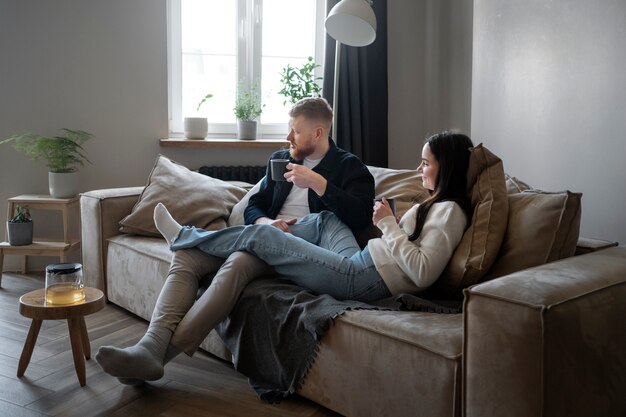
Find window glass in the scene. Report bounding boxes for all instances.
[170,0,323,136]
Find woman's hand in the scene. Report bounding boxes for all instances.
[373,198,395,224]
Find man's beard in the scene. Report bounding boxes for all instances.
[289,141,316,160]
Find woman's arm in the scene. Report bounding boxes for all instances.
[377,202,467,289]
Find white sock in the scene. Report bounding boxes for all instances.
[154,202,183,244]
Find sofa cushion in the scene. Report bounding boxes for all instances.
[368,166,429,218]
[119,155,248,236]
[486,190,582,279]
[300,310,463,417]
[227,179,263,227]
[434,144,509,297]
[505,174,531,194]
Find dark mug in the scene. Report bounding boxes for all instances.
[270,159,290,181]
[374,197,397,216]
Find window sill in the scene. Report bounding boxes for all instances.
[160,138,289,149]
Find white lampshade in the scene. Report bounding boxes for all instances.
[325,0,377,47]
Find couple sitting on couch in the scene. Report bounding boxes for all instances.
[96,97,474,385]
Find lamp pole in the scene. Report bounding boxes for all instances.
[325,0,377,140]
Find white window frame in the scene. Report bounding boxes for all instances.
[167,0,326,138]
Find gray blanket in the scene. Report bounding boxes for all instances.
[215,278,461,403]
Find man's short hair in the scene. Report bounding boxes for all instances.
[288,97,333,128]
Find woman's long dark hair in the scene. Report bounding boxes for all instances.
[409,131,474,241]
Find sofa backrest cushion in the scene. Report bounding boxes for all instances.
[119,155,248,236]
[227,179,263,226]
[485,190,582,279]
[367,166,430,218]
[505,174,532,194]
[433,144,509,297]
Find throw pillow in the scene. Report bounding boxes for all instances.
[119,155,248,236]
[486,190,582,279]
[434,144,509,297]
[505,174,532,194]
[227,178,263,226]
[368,165,430,219]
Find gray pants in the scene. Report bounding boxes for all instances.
[150,250,269,355]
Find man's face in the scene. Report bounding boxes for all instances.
[286,115,319,160]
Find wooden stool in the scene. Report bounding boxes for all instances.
[17,287,105,386]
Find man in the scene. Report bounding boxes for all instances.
[96,97,375,383]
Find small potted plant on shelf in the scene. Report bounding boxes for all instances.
[0,128,94,198]
[184,93,213,140]
[278,56,323,106]
[7,205,33,246]
[234,84,263,140]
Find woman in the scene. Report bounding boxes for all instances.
[96,131,474,382]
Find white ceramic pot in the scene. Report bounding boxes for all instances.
[237,120,257,140]
[49,171,79,198]
[184,117,208,139]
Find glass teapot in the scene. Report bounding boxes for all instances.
[45,262,85,305]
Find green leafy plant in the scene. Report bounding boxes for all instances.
[196,93,214,112]
[0,128,93,173]
[234,83,263,121]
[278,56,323,106]
[10,205,32,223]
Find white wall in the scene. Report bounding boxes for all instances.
[387,0,473,169]
[0,0,269,271]
[472,0,626,243]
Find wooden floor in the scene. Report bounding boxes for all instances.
[0,272,341,417]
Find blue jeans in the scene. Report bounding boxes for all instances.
[171,211,391,302]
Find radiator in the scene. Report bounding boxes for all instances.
[198,165,266,184]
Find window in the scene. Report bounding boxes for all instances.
[168,0,325,138]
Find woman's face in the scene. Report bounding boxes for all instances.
[418,143,439,191]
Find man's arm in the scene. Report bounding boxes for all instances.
[320,160,374,232]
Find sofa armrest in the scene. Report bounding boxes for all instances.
[575,236,618,255]
[80,187,143,293]
[463,247,626,417]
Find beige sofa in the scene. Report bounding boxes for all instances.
[80,157,626,417]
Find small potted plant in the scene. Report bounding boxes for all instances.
[234,84,263,140]
[7,205,33,246]
[278,56,323,106]
[184,93,213,140]
[0,128,94,198]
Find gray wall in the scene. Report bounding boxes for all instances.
[388,0,473,169]
[472,0,626,243]
[0,0,268,271]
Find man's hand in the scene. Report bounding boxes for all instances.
[254,217,297,233]
[284,163,327,196]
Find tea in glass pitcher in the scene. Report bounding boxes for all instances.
[45,263,85,305]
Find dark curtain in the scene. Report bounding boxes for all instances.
[323,0,388,167]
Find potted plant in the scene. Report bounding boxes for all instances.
[278,56,323,106]
[0,128,94,198]
[234,84,263,140]
[184,93,213,140]
[7,205,33,246]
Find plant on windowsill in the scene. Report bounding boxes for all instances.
[6,205,33,246]
[278,56,322,106]
[234,84,263,140]
[0,128,94,198]
[184,93,213,140]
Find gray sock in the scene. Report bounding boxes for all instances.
[117,343,183,386]
[96,326,172,381]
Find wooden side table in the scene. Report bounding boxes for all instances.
[1,195,81,282]
[17,287,105,386]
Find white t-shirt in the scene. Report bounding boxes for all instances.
[276,157,322,220]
